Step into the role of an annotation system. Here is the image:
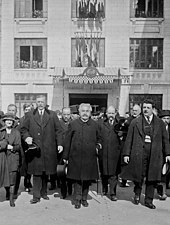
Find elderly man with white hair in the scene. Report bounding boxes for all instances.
[63,103,102,209]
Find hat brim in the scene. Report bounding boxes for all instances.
[56,164,67,177]
[2,117,15,122]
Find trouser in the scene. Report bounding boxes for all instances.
[102,175,117,195]
[24,173,32,188]
[33,172,48,200]
[134,142,156,204]
[13,171,21,196]
[74,180,90,201]
[60,177,73,196]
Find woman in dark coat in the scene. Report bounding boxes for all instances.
[1,113,21,207]
[63,103,102,209]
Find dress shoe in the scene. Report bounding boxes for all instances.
[120,182,130,187]
[30,198,40,204]
[10,200,15,207]
[74,200,81,209]
[110,195,118,201]
[133,195,140,205]
[158,194,167,201]
[81,200,89,207]
[42,196,49,200]
[144,202,156,209]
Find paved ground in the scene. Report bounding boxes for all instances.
[0,178,170,225]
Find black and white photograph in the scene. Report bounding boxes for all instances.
[0,0,170,225]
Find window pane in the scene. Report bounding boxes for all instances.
[129,38,163,70]
[20,46,30,68]
[71,37,105,67]
[73,0,105,19]
[33,46,43,68]
[32,0,43,18]
[132,0,163,18]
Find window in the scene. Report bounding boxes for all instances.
[14,38,47,69]
[130,0,163,18]
[129,94,162,112]
[71,36,105,67]
[15,93,47,117]
[14,0,48,18]
[71,0,105,19]
[129,39,163,70]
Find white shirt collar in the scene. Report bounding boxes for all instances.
[144,114,153,122]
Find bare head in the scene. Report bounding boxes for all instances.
[132,104,141,117]
[106,106,116,121]
[7,104,17,116]
[79,103,92,122]
[62,107,71,122]
[36,95,46,110]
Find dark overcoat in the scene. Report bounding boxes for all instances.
[121,115,170,182]
[63,118,102,181]
[0,127,21,173]
[99,120,121,176]
[21,108,63,175]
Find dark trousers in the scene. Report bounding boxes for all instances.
[134,143,156,204]
[102,175,117,196]
[33,172,48,200]
[74,180,90,201]
[60,177,72,197]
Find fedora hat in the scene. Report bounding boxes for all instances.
[56,163,67,177]
[2,113,15,122]
[162,162,170,175]
[159,110,170,118]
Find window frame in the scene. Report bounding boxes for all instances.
[129,38,163,70]
[14,38,47,69]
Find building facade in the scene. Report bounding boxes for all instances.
[0,0,170,117]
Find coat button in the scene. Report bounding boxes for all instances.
[38,133,40,135]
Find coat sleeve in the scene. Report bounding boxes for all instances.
[62,123,73,160]
[13,129,22,152]
[122,120,135,157]
[20,112,32,141]
[53,112,63,146]
[161,121,170,157]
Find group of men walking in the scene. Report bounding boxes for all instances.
[0,96,170,210]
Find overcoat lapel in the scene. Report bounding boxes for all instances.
[136,116,144,139]
[42,111,50,128]
[33,111,42,127]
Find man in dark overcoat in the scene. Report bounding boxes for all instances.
[21,95,63,204]
[122,99,170,209]
[63,103,102,209]
[98,106,121,201]
[58,107,73,198]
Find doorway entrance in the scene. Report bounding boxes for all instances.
[69,93,108,113]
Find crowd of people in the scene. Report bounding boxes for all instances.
[0,96,170,210]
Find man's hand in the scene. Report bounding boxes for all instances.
[7,144,13,150]
[58,145,63,153]
[124,156,130,164]
[63,159,68,164]
[166,156,170,162]
[25,137,33,145]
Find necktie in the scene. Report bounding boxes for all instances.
[39,110,43,122]
[146,116,150,124]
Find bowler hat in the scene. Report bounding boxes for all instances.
[159,110,170,118]
[2,113,15,122]
[56,163,67,177]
